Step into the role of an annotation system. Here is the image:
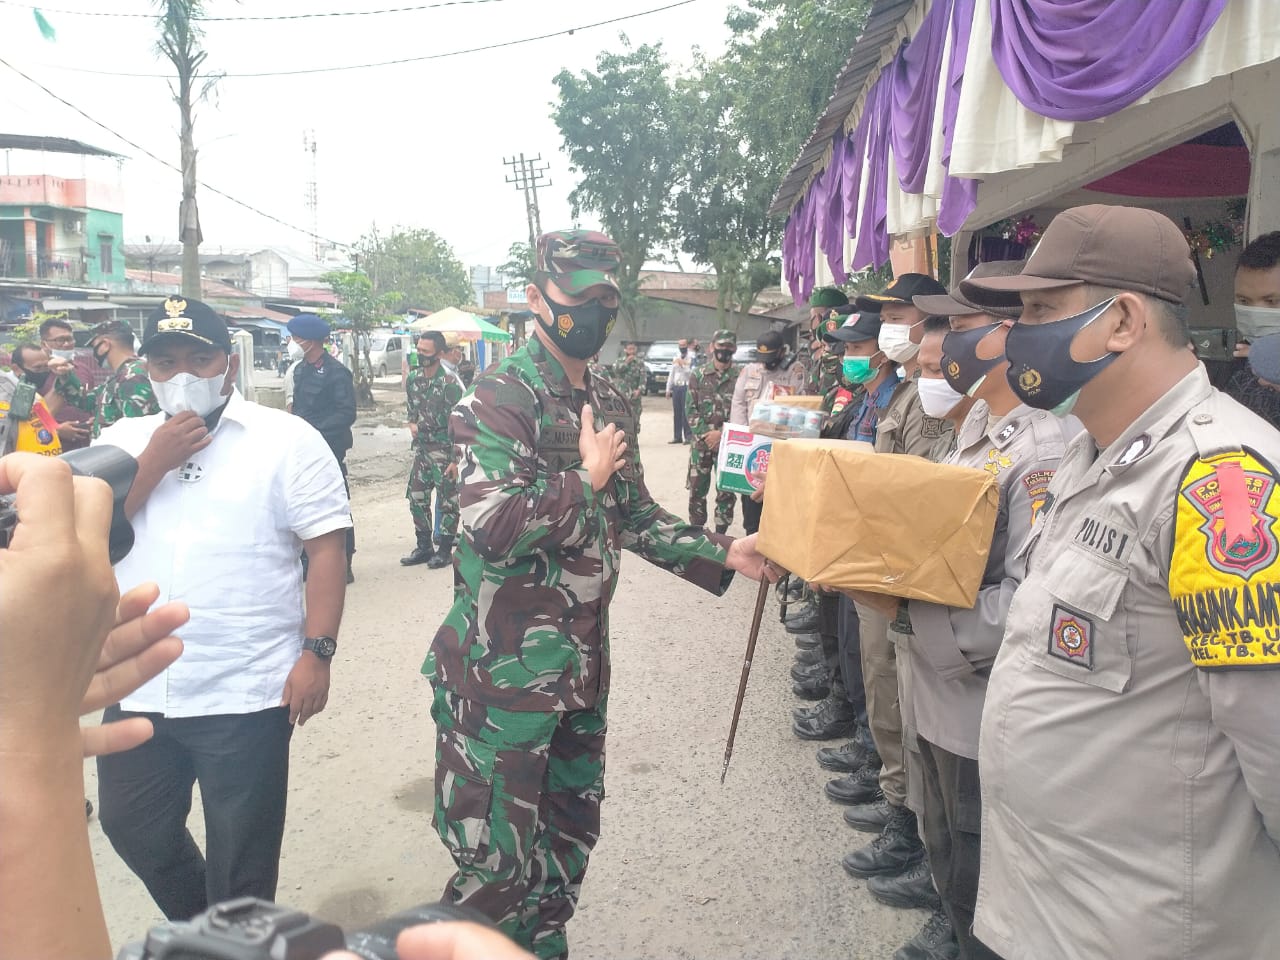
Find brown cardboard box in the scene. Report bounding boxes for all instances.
[783,395,825,410]
[757,438,1000,608]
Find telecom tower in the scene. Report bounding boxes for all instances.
[303,130,321,261]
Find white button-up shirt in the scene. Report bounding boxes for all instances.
[95,391,352,717]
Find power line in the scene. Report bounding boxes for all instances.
[21,0,700,78]
[0,55,347,249]
[0,0,513,19]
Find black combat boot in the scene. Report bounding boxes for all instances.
[841,804,925,878]
[791,659,830,684]
[793,631,821,651]
[869,857,942,910]
[824,763,881,805]
[400,532,435,566]
[793,645,825,667]
[426,537,454,569]
[784,602,820,633]
[791,696,857,740]
[792,670,831,701]
[892,907,959,960]
[843,795,894,833]
[816,735,881,773]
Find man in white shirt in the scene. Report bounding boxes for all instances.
[93,296,352,920]
[665,338,694,443]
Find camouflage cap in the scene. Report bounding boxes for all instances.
[711,328,736,347]
[534,228,621,296]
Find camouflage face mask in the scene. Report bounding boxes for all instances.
[538,288,618,360]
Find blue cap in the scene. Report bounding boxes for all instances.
[287,313,330,341]
[1248,333,1280,385]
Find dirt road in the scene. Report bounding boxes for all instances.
[91,388,922,959]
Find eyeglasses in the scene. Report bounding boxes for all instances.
[44,334,75,347]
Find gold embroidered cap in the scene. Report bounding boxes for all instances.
[140,296,232,355]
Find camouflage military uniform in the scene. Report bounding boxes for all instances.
[93,356,158,437]
[425,333,734,959]
[406,362,464,541]
[611,353,645,433]
[685,357,737,529]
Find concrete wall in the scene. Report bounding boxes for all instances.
[83,208,123,285]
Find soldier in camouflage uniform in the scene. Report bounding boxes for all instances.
[401,330,465,569]
[810,311,849,411]
[87,319,159,437]
[796,286,848,384]
[684,328,738,532]
[425,229,774,960]
[611,341,646,429]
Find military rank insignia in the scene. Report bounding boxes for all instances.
[1170,449,1280,670]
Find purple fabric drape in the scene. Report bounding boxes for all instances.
[818,132,850,285]
[889,0,950,194]
[989,0,1228,121]
[937,0,979,235]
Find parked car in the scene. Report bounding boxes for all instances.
[644,340,682,394]
[732,342,758,365]
[366,331,406,378]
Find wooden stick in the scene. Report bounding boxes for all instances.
[721,577,771,784]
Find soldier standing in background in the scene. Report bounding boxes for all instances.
[86,319,158,437]
[611,341,646,429]
[425,228,774,960]
[685,329,739,533]
[401,330,464,570]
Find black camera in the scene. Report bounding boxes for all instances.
[0,445,139,564]
[117,896,490,960]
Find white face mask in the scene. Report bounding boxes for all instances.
[878,324,920,363]
[1235,304,1280,340]
[916,375,966,418]
[150,371,229,418]
[287,340,305,360]
[49,348,76,361]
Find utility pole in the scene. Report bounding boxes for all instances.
[303,129,320,261]
[503,153,550,256]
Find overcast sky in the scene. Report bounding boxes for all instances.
[0,0,740,269]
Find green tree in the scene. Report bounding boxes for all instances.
[674,0,870,323]
[353,226,472,312]
[551,39,684,338]
[323,270,402,407]
[498,241,535,290]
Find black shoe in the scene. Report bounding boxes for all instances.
[668,439,683,444]
[791,660,830,683]
[346,565,356,585]
[784,606,819,634]
[792,697,857,740]
[841,804,925,879]
[427,539,454,569]
[792,676,830,701]
[892,907,958,960]
[793,646,824,667]
[869,857,942,910]
[714,523,729,534]
[843,796,894,832]
[816,737,881,774]
[400,535,435,566]
[793,631,821,651]
[825,764,881,805]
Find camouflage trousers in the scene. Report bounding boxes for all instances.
[407,444,459,541]
[431,685,606,960]
[687,445,735,529]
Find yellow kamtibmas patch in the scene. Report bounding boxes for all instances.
[1170,449,1280,670]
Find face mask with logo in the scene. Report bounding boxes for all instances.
[878,323,920,363]
[714,348,734,364]
[841,355,882,385]
[287,340,305,360]
[941,323,1005,397]
[1005,297,1119,418]
[1235,304,1280,340]
[538,288,618,360]
[916,375,966,418]
[150,371,230,418]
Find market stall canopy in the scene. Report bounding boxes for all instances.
[775,0,1279,303]
[407,306,512,342]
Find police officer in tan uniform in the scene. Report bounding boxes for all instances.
[965,205,1280,960]
[888,264,1081,960]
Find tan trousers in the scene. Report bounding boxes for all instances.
[855,602,906,807]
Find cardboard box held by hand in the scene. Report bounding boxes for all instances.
[757,439,1000,608]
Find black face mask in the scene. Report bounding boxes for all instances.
[1005,297,1120,416]
[418,352,439,367]
[761,355,782,370]
[538,288,618,360]
[94,345,112,369]
[679,346,689,357]
[941,323,1004,396]
[714,348,734,364]
[15,365,45,387]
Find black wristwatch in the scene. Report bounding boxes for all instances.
[303,636,337,660]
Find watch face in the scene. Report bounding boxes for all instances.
[312,637,337,658]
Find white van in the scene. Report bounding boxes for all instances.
[366,331,406,379]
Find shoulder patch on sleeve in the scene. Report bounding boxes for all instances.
[1022,469,1055,529]
[1170,448,1280,670]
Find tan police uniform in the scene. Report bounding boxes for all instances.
[975,366,1280,960]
